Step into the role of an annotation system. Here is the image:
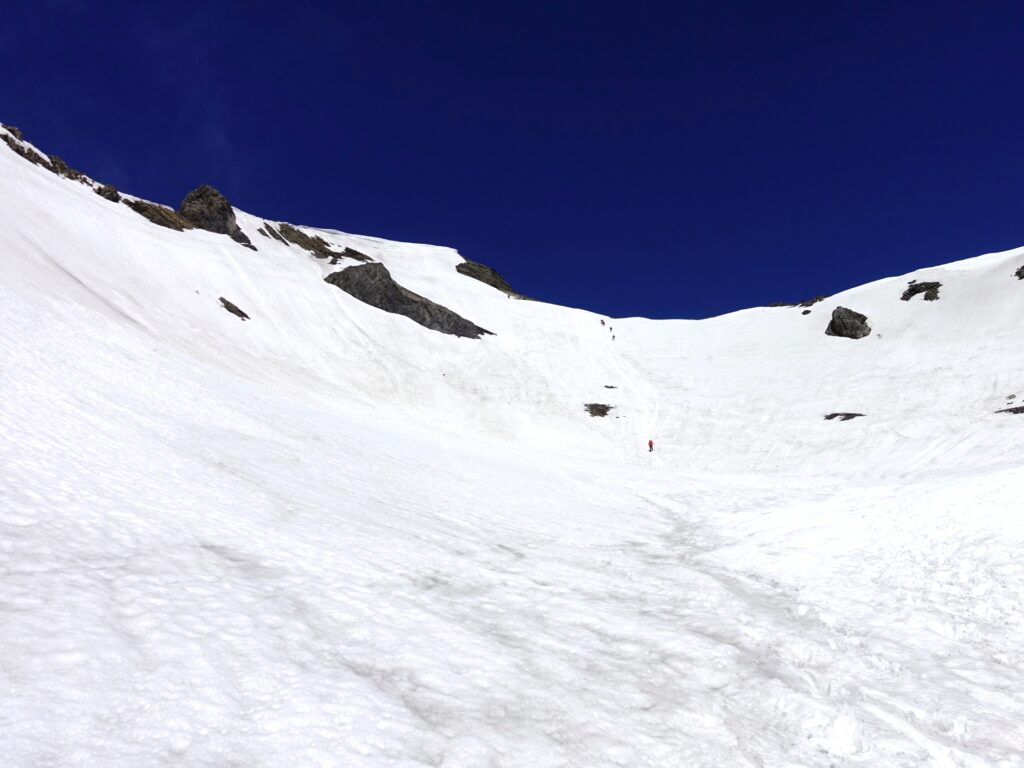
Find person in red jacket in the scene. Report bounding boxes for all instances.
[648,439,654,453]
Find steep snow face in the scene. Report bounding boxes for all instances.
[2,126,1024,766]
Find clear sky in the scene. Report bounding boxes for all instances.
[3,1,1023,318]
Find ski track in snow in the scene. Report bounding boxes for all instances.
[2,127,1024,766]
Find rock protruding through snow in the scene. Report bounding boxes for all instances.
[178,185,255,250]
[456,259,519,295]
[94,184,121,203]
[825,307,871,339]
[325,263,492,339]
[219,298,250,321]
[901,281,941,301]
[125,199,195,231]
[275,223,370,263]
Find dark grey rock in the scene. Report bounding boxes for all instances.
[997,406,1024,415]
[325,263,492,339]
[1,132,53,171]
[263,223,289,244]
[604,385,617,389]
[824,413,864,421]
[219,297,249,320]
[274,223,369,262]
[343,246,370,261]
[2,124,24,141]
[584,403,614,417]
[177,185,254,249]
[825,306,871,339]
[768,294,831,308]
[801,309,811,315]
[125,199,195,231]
[901,281,941,301]
[798,294,831,308]
[456,259,517,294]
[95,184,121,202]
[48,154,85,182]
[1015,266,1024,280]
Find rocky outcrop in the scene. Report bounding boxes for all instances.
[262,223,289,244]
[177,185,254,249]
[1,131,53,171]
[456,259,517,294]
[825,306,871,339]
[94,184,121,202]
[48,154,85,182]
[767,294,831,309]
[901,281,941,301]
[219,297,249,320]
[798,294,831,308]
[0,127,90,183]
[584,403,614,417]
[324,263,492,339]
[273,223,369,262]
[996,406,1024,415]
[825,412,864,421]
[125,199,195,231]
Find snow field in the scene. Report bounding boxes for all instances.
[2,126,1024,765]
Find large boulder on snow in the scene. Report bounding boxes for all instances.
[825,306,871,339]
[177,185,254,249]
[325,263,492,339]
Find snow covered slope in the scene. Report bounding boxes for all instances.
[2,124,1024,767]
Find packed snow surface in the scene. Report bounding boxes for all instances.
[2,127,1024,766]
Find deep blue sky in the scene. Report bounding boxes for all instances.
[3,1,1023,318]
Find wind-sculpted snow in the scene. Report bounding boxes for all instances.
[2,124,1024,766]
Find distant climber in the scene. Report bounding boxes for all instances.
[648,439,654,453]
[600,319,605,326]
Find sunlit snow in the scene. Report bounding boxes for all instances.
[2,125,1023,766]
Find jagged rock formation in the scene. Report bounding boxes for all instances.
[825,412,864,421]
[48,155,85,182]
[1,126,89,183]
[261,223,288,244]
[325,263,491,339]
[95,184,120,203]
[177,185,254,250]
[584,403,614,417]
[272,223,370,263]
[901,281,941,301]
[825,306,871,339]
[2,130,53,171]
[125,199,195,231]
[219,297,249,320]
[456,259,517,295]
